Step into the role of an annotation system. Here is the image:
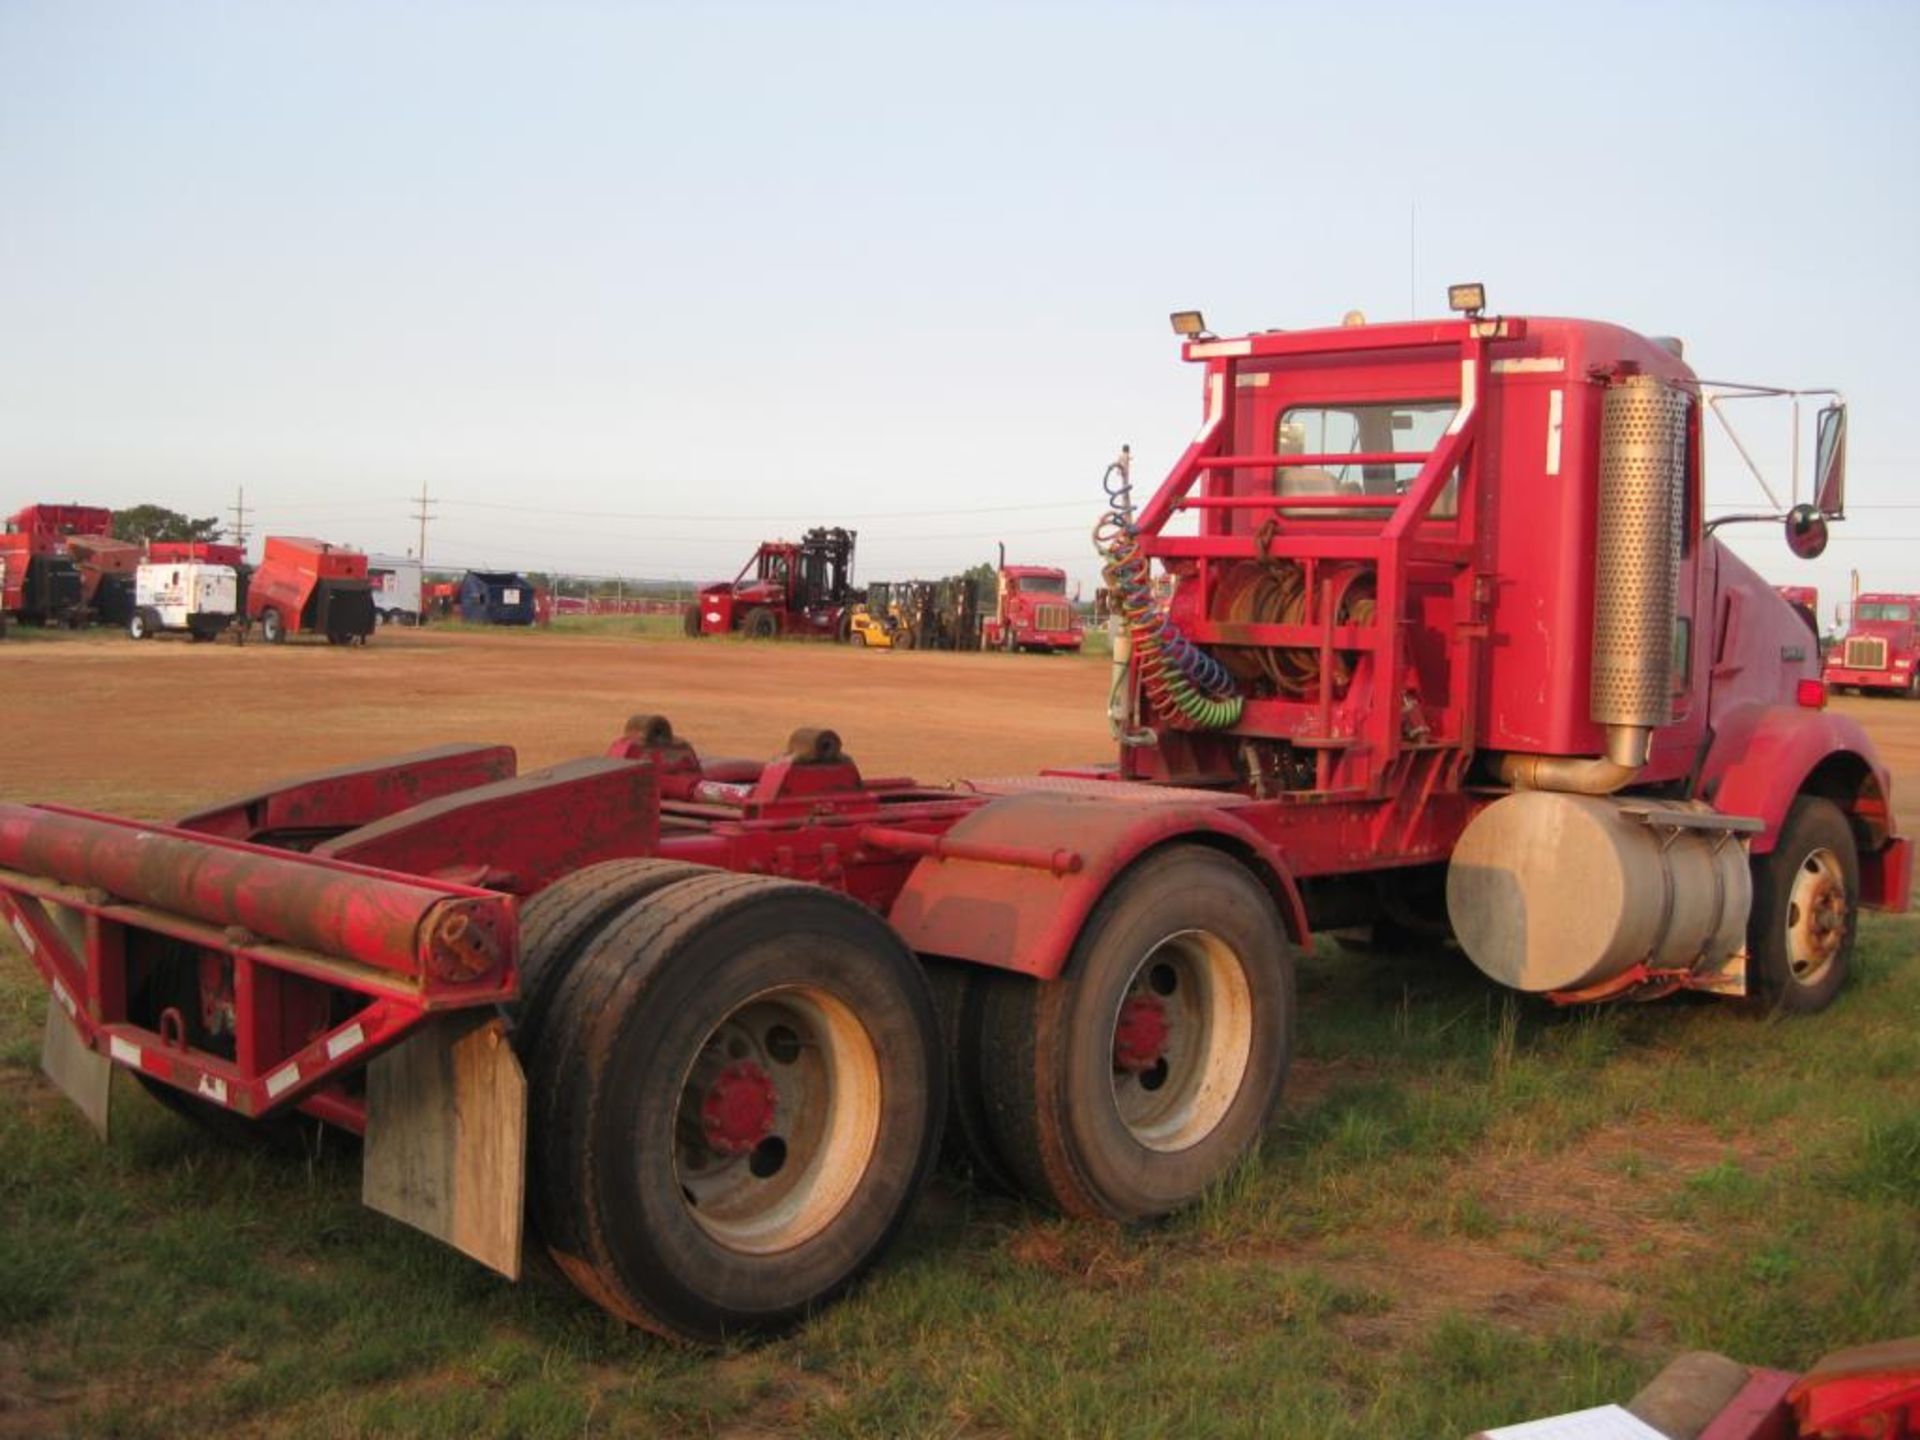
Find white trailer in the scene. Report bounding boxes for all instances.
[129,562,240,642]
[367,554,424,625]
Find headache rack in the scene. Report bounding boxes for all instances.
[1131,318,1508,793]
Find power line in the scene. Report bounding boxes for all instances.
[436,496,1095,523]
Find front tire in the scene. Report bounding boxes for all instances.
[260,607,286,644]
[974,845,1292,1220]
[128,609,155,641]
[1747,796,1858,1014]
[529,873,943,1342]
[743,607,779,640]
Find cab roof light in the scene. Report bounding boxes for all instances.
[1169,310,1213,340]
[1447,282,1487,317]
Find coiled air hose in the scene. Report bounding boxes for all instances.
[1093,447,1243,731]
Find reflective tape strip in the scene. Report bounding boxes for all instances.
[265,1063,302,1099]
[196,1075,229,1106]
[325,1023,365,1061]
[109,1035,142,1068]
[1547,389,1565,476]
[1187,339,1252,358]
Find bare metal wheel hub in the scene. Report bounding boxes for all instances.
[673,986,882,1255]
[1785,846,1848,986]
[1108,929,1254,1153]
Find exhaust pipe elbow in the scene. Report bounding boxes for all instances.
[1495,726,1651,796]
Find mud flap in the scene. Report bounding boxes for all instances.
[363,1013,526,1281]
[41,995,110,1140]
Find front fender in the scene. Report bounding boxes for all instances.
[1701,701,1895,851]
[884,793,1309,980]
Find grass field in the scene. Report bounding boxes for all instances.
[3,918,1915,1438]
[1,629,1915,1436]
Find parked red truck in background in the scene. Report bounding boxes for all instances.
[1823,593,1920,697]
[1776,584,1820,642]
[0,503,113,626]
[0,292,1903,1347]
[980,545,1084,652]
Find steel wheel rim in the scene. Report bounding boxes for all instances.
[1784,846,1848,986]
[671,985,882,1255]
[1107,928,1254,1153]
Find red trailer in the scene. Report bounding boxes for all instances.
[67,534,144,628]
[0,296,1905,1345]
[247,536,377,645]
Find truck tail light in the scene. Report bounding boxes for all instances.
[1796,678,1827,709]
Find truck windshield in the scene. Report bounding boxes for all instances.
[1856,603,1912,622]
[1276,401,1459,518]
[1017,575,1066,594]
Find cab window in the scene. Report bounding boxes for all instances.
[1276,401,1459,519]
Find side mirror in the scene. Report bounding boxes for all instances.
[1814,403,1846,516]
[1786,504,1829,559]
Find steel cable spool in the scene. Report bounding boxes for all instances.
[1094,457,1242,730]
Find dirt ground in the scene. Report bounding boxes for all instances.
[0,627,1115,818]
[5,625,1917,818]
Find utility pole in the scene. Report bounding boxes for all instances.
[412,482,435,565]
[229,485,251,553]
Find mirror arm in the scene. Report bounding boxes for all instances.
[1703,512,1786,535]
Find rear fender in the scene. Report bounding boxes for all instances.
[884,794,1309,979]
[1699,701,1908,910]
[319,757,658,896]
[177,743,517,844]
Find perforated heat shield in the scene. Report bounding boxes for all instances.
[1591,375,1688,728]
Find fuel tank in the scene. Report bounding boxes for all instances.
[1446,792,1751,993]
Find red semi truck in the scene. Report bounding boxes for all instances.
[0,503,113,626]
[0,296,1904,1345]
[1823,594,1920,697]
[980,548,1084,652]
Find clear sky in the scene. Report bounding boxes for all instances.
[3,1,1916,612]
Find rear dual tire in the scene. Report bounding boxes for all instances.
[962,845,1293,1219]
[522,870,943,1343]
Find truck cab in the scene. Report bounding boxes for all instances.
[983,563,1083,652]
[1824,594,1920,696]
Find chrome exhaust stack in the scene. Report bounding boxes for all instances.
[1498,373,1688,795]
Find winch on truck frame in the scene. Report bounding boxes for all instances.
[0,290,1907,1345]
